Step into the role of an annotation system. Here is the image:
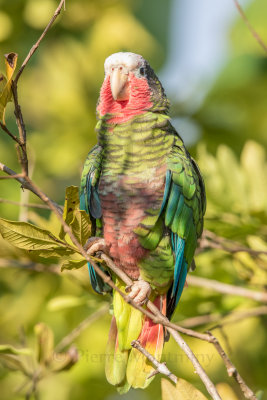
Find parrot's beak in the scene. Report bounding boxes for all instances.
[110,68,129,101]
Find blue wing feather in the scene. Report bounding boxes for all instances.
[80,146,111,295]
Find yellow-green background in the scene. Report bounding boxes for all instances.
[0,1,267,399]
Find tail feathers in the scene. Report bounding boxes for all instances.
[105,317,128,386]
[105,295,167,392]
[126,295,166,389]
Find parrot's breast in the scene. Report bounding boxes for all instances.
[99,165,166,279]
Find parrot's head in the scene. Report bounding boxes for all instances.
[97,52,169,123]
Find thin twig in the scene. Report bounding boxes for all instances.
[0,173,25,180]
[187,275,267,303]
[179,313,220,328]
[0,198,51,210]
[131,340,178,384]
[199,230,267,257]
[55,303,109,353]
[0,122,21,144]
[179,305,267,329]
[209,306,267,330]
[14,0,66,85]
[209,332,256,400]
[233,0,267,55]
[0,162,63,214]
[11,84,28,175]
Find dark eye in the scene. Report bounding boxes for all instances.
[139,67,145,76]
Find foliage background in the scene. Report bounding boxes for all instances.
[0,0,266,399]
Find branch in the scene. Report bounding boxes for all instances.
[14,0,66,85]
[199,230,267,257]
[179,306,267,329]
[131,340,178,384]
[233,0,267,55]
[0,162,63,214]
[209,332,256,400]
[0,121,21,144]
[187,275,267,303]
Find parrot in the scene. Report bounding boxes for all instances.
[80,52,206,393]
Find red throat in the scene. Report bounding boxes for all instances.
[97,73,153,124]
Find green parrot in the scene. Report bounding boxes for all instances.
[80,52,206,393]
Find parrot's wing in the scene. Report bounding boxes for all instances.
[164,135,206,316]
[80,144,103,219]
[80,145,112,295]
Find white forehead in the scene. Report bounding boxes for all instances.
[104,52,144,73]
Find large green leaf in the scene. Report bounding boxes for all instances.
[0,218,74,257]
[161,378,208,400]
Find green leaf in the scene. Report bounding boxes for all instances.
[34,323,54,365]
[0,218,74,256]
[161,378,208,400]
[0,52,17,122]
[0,344,32,356]
[70,209,91,246]
[61,259,88,272]
[59,186,80,240]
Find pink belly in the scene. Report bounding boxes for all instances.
[100,193,149,279]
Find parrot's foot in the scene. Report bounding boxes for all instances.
[84,237,107,257]
[126,279,151,306]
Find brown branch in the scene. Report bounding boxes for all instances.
[233,0,267,55]
[199,230,267,257]
[179,313,220,328]
[209,332,256,400]
[13,0,66,85]
[0,122,21,144]
[11,84,28,175]
[0,162,63,214]
[209,306,267,330]
[187,275,267,303]
[0,173,25,180]
[55,303,109,353]
[131,340,178,384]
[0,198,51,210]
[179,305,267,329]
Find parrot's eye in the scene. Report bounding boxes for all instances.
[139,67,145,76]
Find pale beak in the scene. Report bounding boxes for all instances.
[110,68,129,100]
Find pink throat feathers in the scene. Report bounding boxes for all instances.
[97,73,153,124]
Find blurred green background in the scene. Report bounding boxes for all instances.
[0,0,267,399]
